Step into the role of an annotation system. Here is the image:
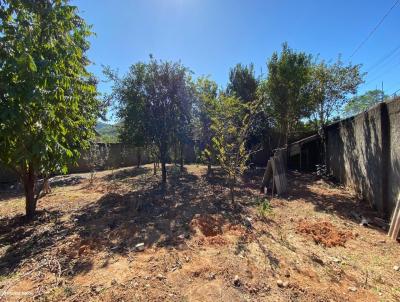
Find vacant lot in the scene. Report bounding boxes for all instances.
[0,165,399,302]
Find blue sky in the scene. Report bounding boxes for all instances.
[72,0,400,118]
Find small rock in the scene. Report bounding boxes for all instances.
[360,217,369,226]
[331,257,341,263]
[111,279,117,286]
[177,234,185,240]
[277,279,288,288]
[207,272,216,280]
[393,265,400,271]
[233,275,241,287]
[156,273,165,280]
[284,270,290,278]
[135,243,145,252]
[348,286,357,292]
[243,217,252,229]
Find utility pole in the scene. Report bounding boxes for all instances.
[381,81,384,102]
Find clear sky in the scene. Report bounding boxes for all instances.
[72,0,400,111]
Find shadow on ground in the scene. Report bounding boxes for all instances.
[288,172,386,232]
[0,166,383,279]
[0,166,247,278]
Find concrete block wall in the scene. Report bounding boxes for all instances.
[0,142,197,183]
[325,97,400,218]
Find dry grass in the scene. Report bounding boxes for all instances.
[0,165,399,301]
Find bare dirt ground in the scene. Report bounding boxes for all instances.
[0,164,399,302]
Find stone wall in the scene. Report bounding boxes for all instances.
[325,97,400,218]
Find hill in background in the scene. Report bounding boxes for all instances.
[95,121,121,143]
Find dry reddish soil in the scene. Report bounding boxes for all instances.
[0,165,399,302]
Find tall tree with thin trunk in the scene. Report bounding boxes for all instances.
[193,76,218,175]
[0,0,100,219]
[260,43,314,147]
[210,95,259,203]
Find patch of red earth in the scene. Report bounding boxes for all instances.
[190,215,247,246]
[190,214,224,237]
[296,219,354,247]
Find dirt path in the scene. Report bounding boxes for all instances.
[0,165,399,301]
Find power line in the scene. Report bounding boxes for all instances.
[392,87,400,96]
[366,43,400,73]
[364,59,400,86]
[349,0,400,59]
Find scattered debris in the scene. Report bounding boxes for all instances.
[207,272,216,280]
[373,217,389,230]
[135,243,145,252]
[233,275,241,287]
[359,216,369,227]
[243,217,252,229]
[277,279,289,288]
[331,257,341,264]
[310,253,325,265]
[284,270,290,278]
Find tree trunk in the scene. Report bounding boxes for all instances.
[229,182,235,203]
[173,143,178,165]
[136,148,142,168]
[207,161,212,176]
[159,143,168,183]
[153,162,157,175]
[23,165,37,219]
[161,161,167,183]
[179,143,184,172]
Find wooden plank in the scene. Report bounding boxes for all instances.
[390,212,400,240]
[270,154,287,195]
[261,159,273,189]
[388,197,400,240]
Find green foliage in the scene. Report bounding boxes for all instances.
[260,43,314,146]
[193,76,218,172]
[95,122,121,143]
[227,63,258,103]
[106,57,194,182]
[0,0,100,217]
[209,95,258,202]
[343,89,386,117]
[308,58,364,127]
[255,197,273,217]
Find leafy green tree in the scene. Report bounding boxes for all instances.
[260,43,314,146]
[107,58,193,183]
[0,0,100,218]
[210,95,258,203]
[308,58,364,127]
[193,76,218,175]
[227,63,258,103]
[343,89,386,117]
